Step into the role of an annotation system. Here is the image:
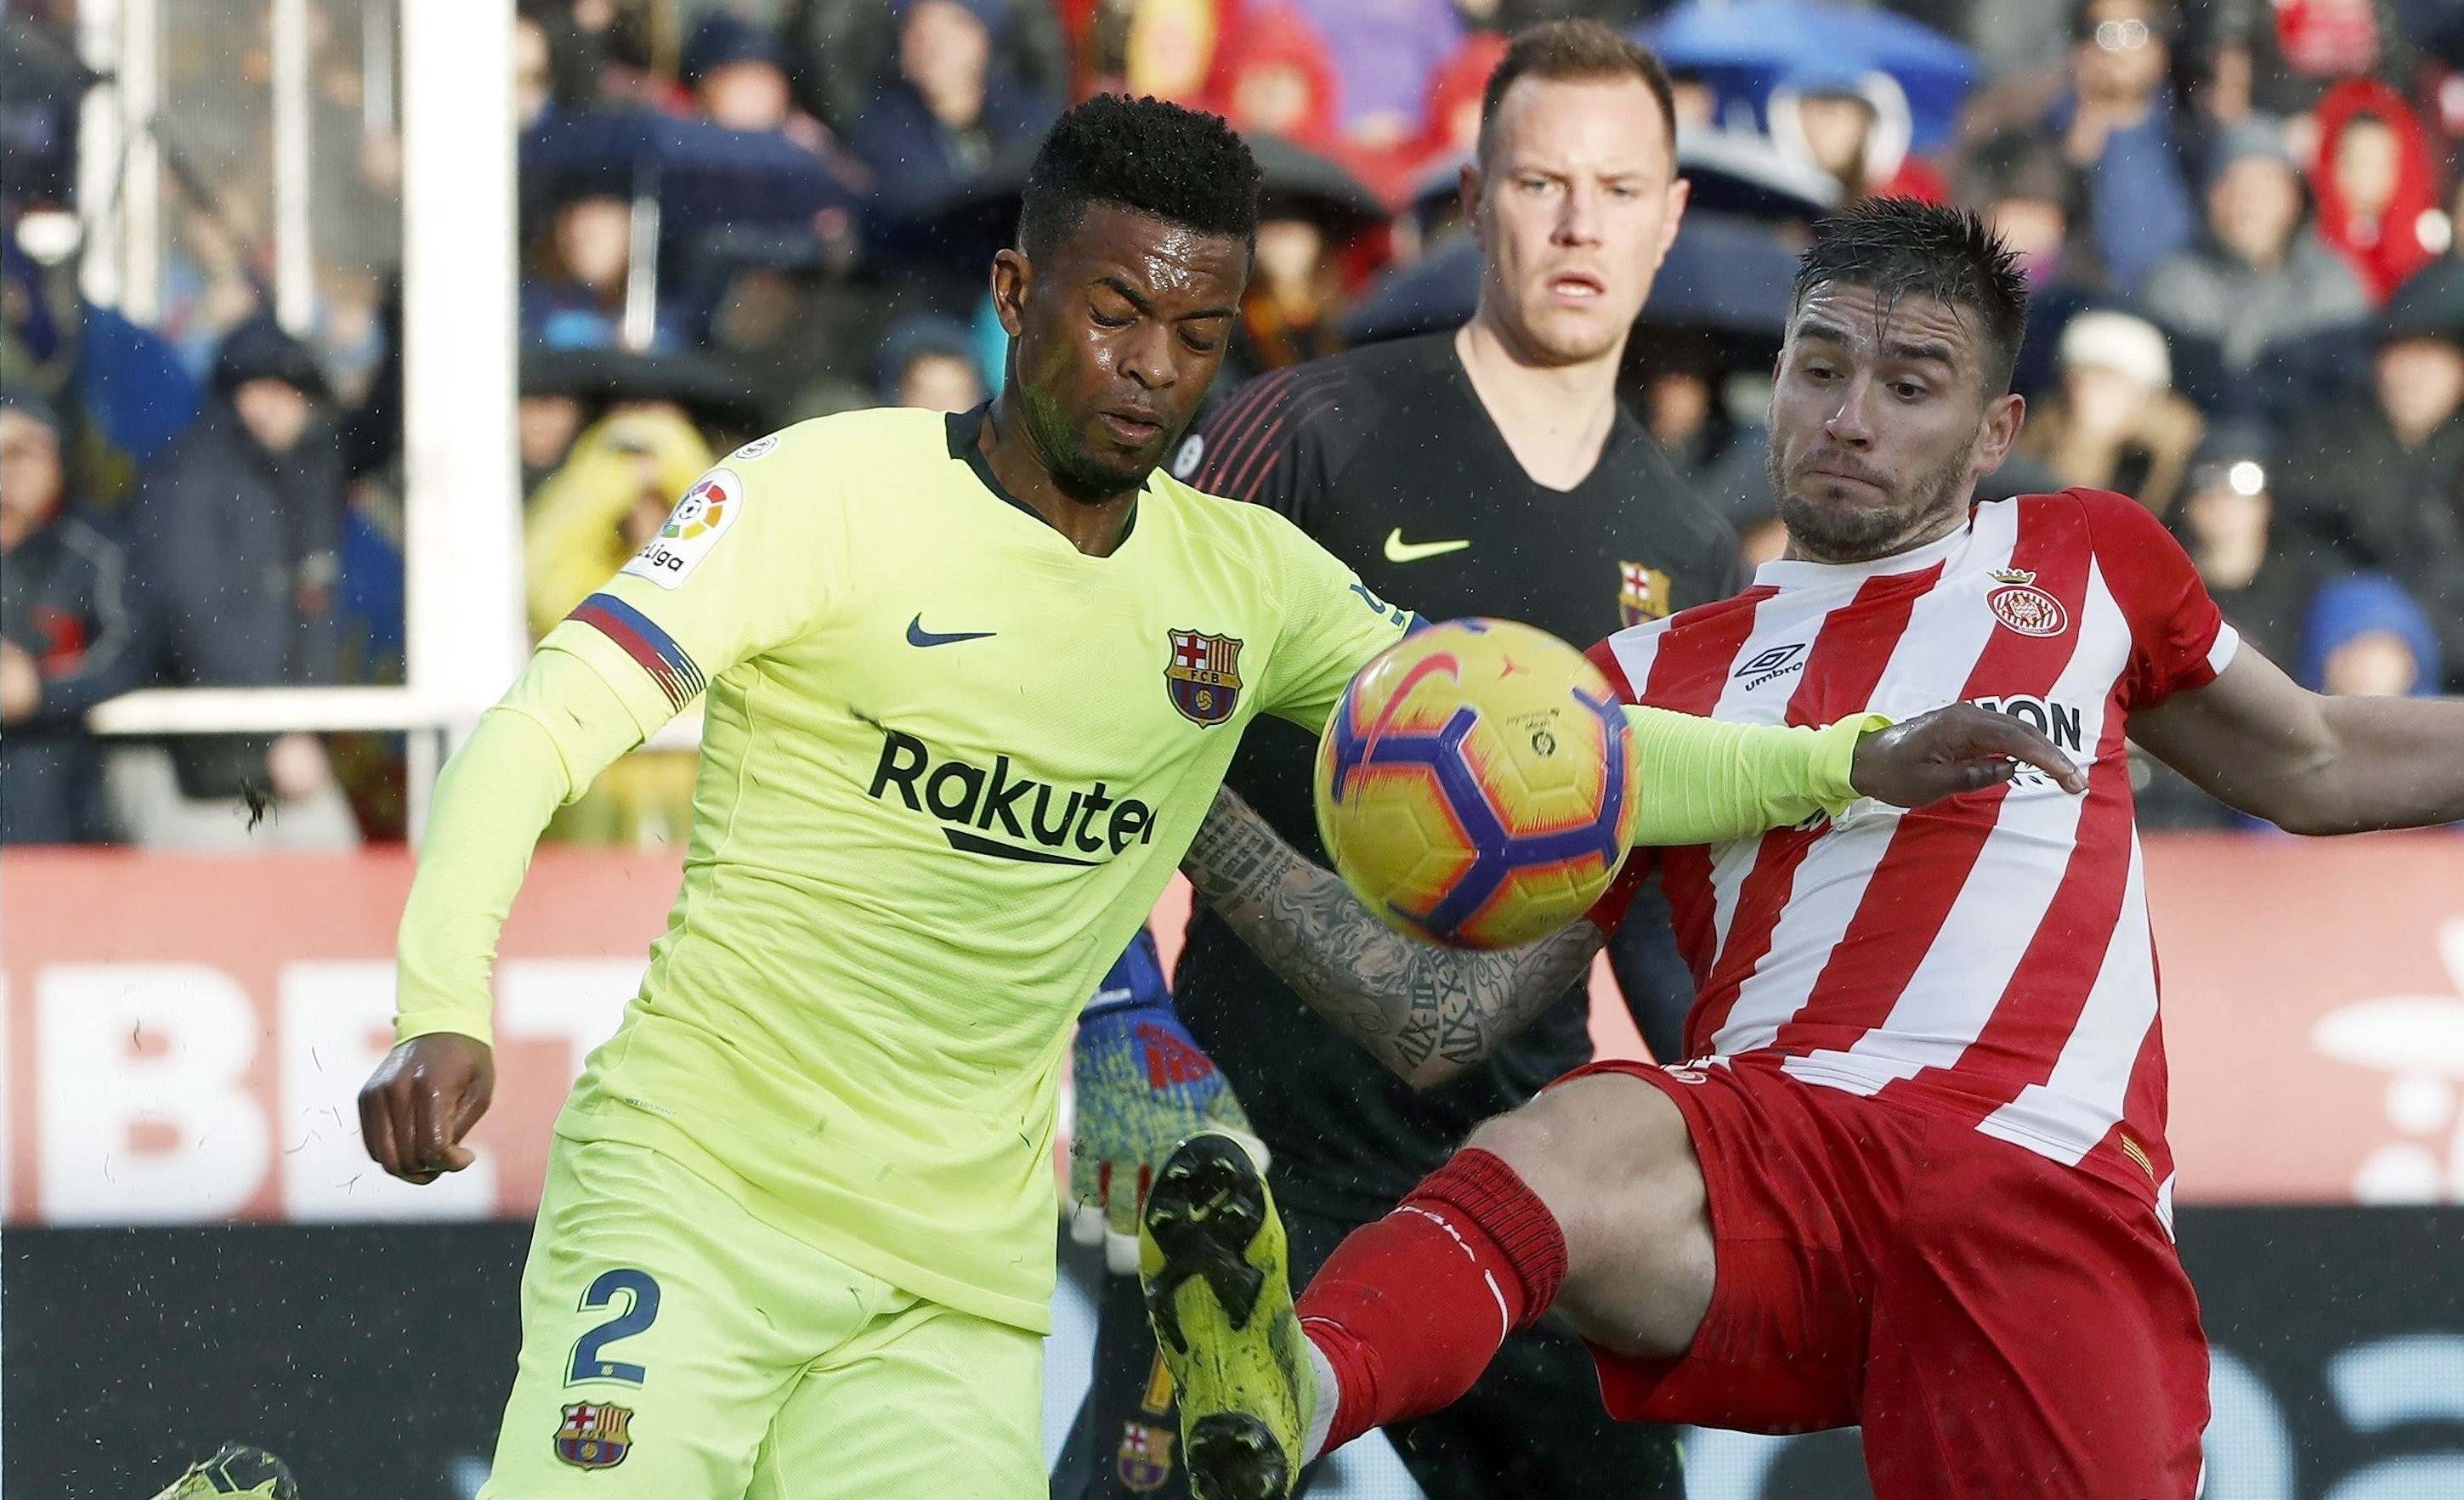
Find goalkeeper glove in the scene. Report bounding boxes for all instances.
[1070,928,1265,1274]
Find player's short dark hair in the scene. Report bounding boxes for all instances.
[1017,94,1262,260]
[1477,20,1678,167]
[1793,198,2032,395]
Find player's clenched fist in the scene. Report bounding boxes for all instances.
[359,1033,496,1185]
[1849,701,2089,807]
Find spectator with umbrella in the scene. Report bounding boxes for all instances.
[521,183,691,354]
[1223,137,1391,381]
[683,14,811,138]
[1763,59,1946,205]
[1640,0,1980,154]
[847,0,1062,228]
[521,98,869,347]
[780,0,1068,137]
[695,225,883,421]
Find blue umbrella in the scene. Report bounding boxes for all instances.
[1341,212,1802,347]
[521,110,861,240]
[1640,0,1978,152]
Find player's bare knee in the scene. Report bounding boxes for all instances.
[1462,1073,1700,1259]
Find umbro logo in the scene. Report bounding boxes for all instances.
[1733,642,1809,688]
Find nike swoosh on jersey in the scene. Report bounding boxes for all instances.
[1383,529,1472,563]
[906,614,997,648]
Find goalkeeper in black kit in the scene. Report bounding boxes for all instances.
[1055,22,1736,1500]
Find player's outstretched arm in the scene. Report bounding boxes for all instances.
[1185,705,2086,1086]
[1623,700,2088,848]
[1183,786,1607,1089]
[2130,647,2464,834]
[360,647,654,1183]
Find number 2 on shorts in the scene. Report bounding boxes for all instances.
[566,1268,661,1385]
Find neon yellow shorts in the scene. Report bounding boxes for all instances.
[479,1137,1045,1499]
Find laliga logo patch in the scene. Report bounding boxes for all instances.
[623,467,742,590]
[1170,432,1204,480]
[1986,568,2069,638]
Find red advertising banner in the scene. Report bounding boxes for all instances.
[3,835,2458,1224]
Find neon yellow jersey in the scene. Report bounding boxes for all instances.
[526,407,1410,1331]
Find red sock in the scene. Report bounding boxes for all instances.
[1295,1147,1568,1455]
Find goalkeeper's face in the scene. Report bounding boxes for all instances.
[994,201,1249,500]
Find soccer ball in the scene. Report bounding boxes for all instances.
[1314,618,1640,949]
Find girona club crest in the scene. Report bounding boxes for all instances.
[1165,630,1245,727]
[1986,568,2069,638]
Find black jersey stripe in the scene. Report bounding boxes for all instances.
[1206,365,1354,500]
[1192,371,1299,493]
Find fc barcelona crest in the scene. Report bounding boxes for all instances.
[1165,630,1245,727]
[1118,1421,1178,1492]
[555,1401,635,1470]
[1618,561,1672,625]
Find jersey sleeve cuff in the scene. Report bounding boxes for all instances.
[2202,622,2242,681]
[1813,713,1892,816]
[394,1008,495,1049]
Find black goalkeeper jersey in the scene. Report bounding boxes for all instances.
[1169,331,1742,1221]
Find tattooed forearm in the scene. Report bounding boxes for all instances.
[1181,787,1606,1088]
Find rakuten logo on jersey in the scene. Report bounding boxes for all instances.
[867,729,1159,866]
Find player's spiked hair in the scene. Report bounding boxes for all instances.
[1793,198,2033,394]
[1017,94,1262,259]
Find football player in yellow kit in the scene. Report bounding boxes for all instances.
[358,95,2076,1500]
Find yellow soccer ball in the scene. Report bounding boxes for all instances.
[1314,618,1642,949]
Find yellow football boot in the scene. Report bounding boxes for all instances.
[1140,1132,1317,1500]
[144,1444,298,1500]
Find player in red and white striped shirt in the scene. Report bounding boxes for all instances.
[1153,200,2464,1500]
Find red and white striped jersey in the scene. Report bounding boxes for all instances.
[1588,490,2240,1223]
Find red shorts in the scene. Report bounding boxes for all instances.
[1556,1056,2210,1500]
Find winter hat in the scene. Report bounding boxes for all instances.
[2205,117,2301,191]
[211,314,331,402]
[2058,308,2172,390]
[2301,573,2443,694]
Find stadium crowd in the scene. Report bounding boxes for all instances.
[3,0,2461,848]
